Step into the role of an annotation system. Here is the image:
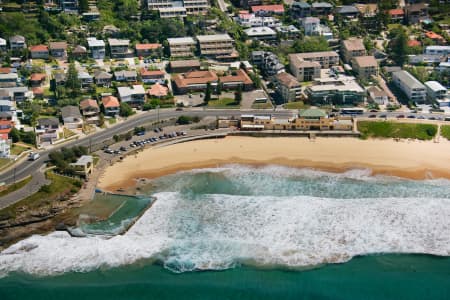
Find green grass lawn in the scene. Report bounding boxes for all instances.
[208,98,240,108]
[0,176,32,198]
[283,101,310,109]
[441,125,450,140]
[10,144,30,156]
[63,128,77,138]
[0,158,11,170]
[251,102,273,109]
[0,172,81,219]
[108,118,117,125]
[358,121,438,140]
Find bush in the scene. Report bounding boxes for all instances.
[177,115,192,125]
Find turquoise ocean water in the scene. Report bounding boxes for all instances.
[1,165,450,299]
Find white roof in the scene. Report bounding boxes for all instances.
[87,37,105,47]
[244,27,276,36]
[309,75,364,93]
[0,73,18,80]
[118,85,145,97]
[71,155,93,166]
[0,38,6,46]
[0,100,12,106]
[424,81,447,92]
[196,34,232,43]
[167,37,196,45]
[426,45,450,51]
[108,38,129,46]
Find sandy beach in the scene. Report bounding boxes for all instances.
[98,136,450,191]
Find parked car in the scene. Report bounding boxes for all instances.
[120,146,127,151]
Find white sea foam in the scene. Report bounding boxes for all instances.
[1,189,450,277]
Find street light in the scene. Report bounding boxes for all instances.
[157,105,160,123]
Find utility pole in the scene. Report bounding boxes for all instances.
[157,105,160,124]
[13,167,16,185]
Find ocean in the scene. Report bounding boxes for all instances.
[1,165,450,299]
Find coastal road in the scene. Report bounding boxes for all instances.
[0,109,295,185]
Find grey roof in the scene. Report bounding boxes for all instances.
[94,70,112,79]
[393,70,425,89]
[38,117,59,127]
[9,35,25,43]
[293,1,310,8]
[61,105,82,119]
[114,70,137,77]
[337,6,359,14]
[424,81,446,92]
[312,2,333,8]
[54,73,66,82]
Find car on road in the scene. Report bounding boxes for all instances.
[417,116,425,119]
[379,114,387,118]
[28,152,40,161]
[104,149,113,154]
[136,131,145,136]
[397,115,405,118]
[113,150,121,155]
[368,114,376,118]
[428,117,436,120]
[407,115,416,119]
[120,146,127,151]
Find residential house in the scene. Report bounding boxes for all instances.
[183,0,210,15]
[0,87,31,102]
[425,81,449,107]
[141,69,165,84]
[79,99,100,124]
[82,11,101,21]
[0,100,12,112]
[30,45,49,59]
[101,95,120,116]
[236,12,281,28]
[251,5,284,16]
[275,25,301,39]
[367,86,388,105]
[311,2,333,16]
[135,43,162,57]
[289,54,321,82]
[219,69,254,91]
[49,41,68,58]
[405,3,428,24]
[352,56,378,80]
[167,37,197,58]
[108,39,130,58]
[61,105,83,129]
[169,59,201,73]
[425,45,450,56]
[78,71,94,88]
[251,51,285,76]
[301,17,320,36]
[172,70,218,94]
[54,72,67,87]
[336,5,359,19]
[9,35,26,51]
[61,0,78,13]
[147,83,169,98]
[117,85,146,106]
[244,27,277,40]
[114,70,138,82]
[87,37,106,59]
[0,73,18,88]
[159,7,187,18]
[30,73,46,87]
[289,51,339,69]
[0,38,6,52]
[291,1,311,18]
[275,72,302,103]
[32,87,44,99]
[35,117,60,144]
[305,75,366,105]
[94,70,113,87]
[341,38,366,63]
[197,34,235,59]
[388,8,405,23]
[392,70,426,103]
[70,155,94,178]
[72,45,87,58]
[425,31,446,45]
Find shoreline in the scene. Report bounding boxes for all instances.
[98,136,450,192]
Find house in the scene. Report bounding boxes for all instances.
[289,51,339,69]
[49,41,68,58]
[87,37,105,59]
[167,37,196,58]
[311,2,333,16]
[183,0,210,15]
[291,1,311,18]
[219,69,254,91]
[82,11,101,21]
[236,13,281,28]
[354,3,378,18]
[70,155,94,178]
[408,54,442,65]
[425,45,450,56]
[305,75,366,105]
[0,137,11,158]
[61,105,83,129]
[0,87,31,102]
[367,86,388,105]
[251,51,285,76]
[405,3,428,24]
[101,95,120,116]
[301,17,320,36]
[79,99,100,124]
[275,25,301,39]
[30,73,46,87]
[169,59,201,73]
[94,70,113,87]
[0,68,11,74]
[32,87,44,98]
[172,70,218,94]
[78,71,94,88]
[158,7,187,18]
[35,117,60,144]
[275,72,302,103]
[425,81,449,107]
[54,72,67,86]
[30,45,49,59]
[0,38,6,52]
[147,83,169,98]
[9,35,26,51]
[72,45,87,58]
[0,100,12,112]
[336,5,359,19]
[352,56,378,80]
[61,0,78,13]
[0,73,18,88]
[114,70,138,82]
[425,31,446,45]
[197,34,235,58]
[244,27,277,40]
[135,43,162,57]
[289,55,321,82]
[141,69,165,84]
[388,8,404,23]
[117,85,146,106]
[341,38,366,63]
[392,70,426,103]
[251,5,284,16]
[108,39,130,58]
[408,40,421,48]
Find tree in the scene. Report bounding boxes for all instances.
[119,102,133,117]
[234,86,242,105]
[79,0,89,13]
[293,36,330,53]
[216,79,222,95]
[204,82,212,104]
[65,62,81,97]
[389,27,408,66]
[9,128,20,143]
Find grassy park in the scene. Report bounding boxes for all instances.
[358,121,437,141]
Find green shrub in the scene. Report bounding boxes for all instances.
[358,121,438,140]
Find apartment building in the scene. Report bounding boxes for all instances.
[197,34,234,58]
[301,17,320,36]
[341,38,366,64]
[351,56,378,80]
[305,75,366,105]
[49,41,68,58]
[0,38,6,52]
[168,37,196,58]
[275,72,302,103]
[30,45,49,59]
[289,51,339,69]
[9,35,26,51]
[108,39,130,58]
[289,54,321,82]
[87,37,105,59]
[244,27,277,40]
[184,0,209,14]
[159,7,187,18]
[392,70,426,103]
[147,0,173,10]
[425,81,449,107]
[291,1,311,18]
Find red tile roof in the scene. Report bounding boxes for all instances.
[30,45,48,52]
[173,70,218,89]
[30,73,46,81]
[251,4,284,13]
[141,69,165,77]
[102,96,120,108]
[408,40,421,47]
[388,8,404,16]
[425,31,444,40]
[147,83,169,97]
[135,43,162,50]
[0,68,11,74]
[0,120,13,135]
[219,69,253,85]
[80,99,99,110]
[32,87,44,95]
